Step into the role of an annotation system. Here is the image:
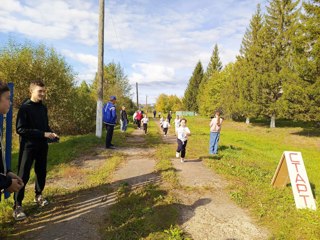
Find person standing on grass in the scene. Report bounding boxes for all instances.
[120,106,128,132]
[167,111,172,124]
[141,114,149,135]
[162,118,170,137]
[0,82,24,202]
[176,118,191,163]
[174,115,181,135]
[103,96,117,149]
[209,110,223,155]
[14,80,59,221]
[135,110,143,130]
[153,109,157,119]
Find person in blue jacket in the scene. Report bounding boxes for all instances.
[103,96,117,149]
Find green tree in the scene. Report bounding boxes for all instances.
[198,44,223,115]
[155,94,182,114]
[259,0,300,127]
[236,5,264,124]
[200,64,233,117]
[183,61,203,112]
[281,0,320,122]
[0,40,77,133]
[92,62,133,114]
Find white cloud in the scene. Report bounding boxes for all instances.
[130,63,175,84]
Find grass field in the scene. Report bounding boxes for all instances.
[180,116,320,239]
[1,116,319,239]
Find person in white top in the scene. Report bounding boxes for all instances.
[159,117,164,129]
[162,118,170,136]
[141,114,149,135]
[176,118,191,162]
[209,111,223,154]
[174,115,181,135]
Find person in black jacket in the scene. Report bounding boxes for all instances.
[120,106,128,132]
[13,80,59,221]
[0,81,24,201]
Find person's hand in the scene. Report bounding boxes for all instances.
[6,179,24,193]
[45,132,56,139]
[7,172,23,183]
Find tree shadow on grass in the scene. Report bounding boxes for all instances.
[5,170,210,240]
[290,128,320,138]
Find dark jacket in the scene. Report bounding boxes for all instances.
[16,99,52,143]
[120,110,128,121]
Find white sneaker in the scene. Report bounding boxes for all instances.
[176,152,180,158]
[34,195,49,207]
[181,158,185,163]
[13,206,27,221]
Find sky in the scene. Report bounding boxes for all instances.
[0,0,267,104]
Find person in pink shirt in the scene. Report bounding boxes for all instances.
[209,111,223,155]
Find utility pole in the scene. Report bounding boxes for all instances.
[96,0,105,138]
[136,82,139,109]
[145,95,148,113]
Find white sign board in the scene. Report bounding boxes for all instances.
[271,151,316,210]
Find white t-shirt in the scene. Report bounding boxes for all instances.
[162,121,170,128]
[174,119,180,129]
[177,126,191,142]
[210,117,223,132]
[142,117,149,124]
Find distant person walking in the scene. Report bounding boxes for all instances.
[153,110,157,119]
[209,111,223,155]
[167,111,172,124]
[103,96,117,149]
[141,114,149,134]
[176,118,191,163]
[120,106,128,132]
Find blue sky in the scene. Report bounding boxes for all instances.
[0,0,267,104]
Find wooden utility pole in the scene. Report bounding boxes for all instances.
[96,0,105,138]
[145,95,148,113]
[136,82,139,109]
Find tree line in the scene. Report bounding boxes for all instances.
[183,0,320,127]
[0,40,134,135]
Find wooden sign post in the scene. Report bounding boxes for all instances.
[271,151,316,210]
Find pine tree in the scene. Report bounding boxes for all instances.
[259,0,300,127]
[198,44,223,115]
[237,5,264,124]
[183,61,203,112]
[283,0,320,122]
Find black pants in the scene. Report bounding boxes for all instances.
[14,141,48,206]
[137,120,141,128]
[105,124,115,147]
[163,128,168,135]
[177,139,188,158]
[143,123,148,134]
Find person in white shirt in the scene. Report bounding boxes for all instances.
[176,118,191,163]
[160,117,164,129]
[209,111,223,154]
[162,119,170,136]
[141,114,149,134]
[174,115,181,135]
